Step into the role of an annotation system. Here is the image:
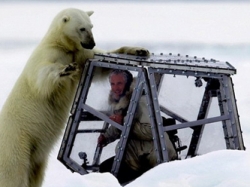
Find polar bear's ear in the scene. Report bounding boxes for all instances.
[86,11,94,17]
[62,16,70,23]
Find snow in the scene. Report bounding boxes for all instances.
[0,1,250,187]
[129,150,250,187]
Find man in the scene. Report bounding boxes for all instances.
[98,69,133,146]
[98,69,177,184]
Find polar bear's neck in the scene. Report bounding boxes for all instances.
[42,30,79,53]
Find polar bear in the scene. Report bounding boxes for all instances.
[0,8,149,187]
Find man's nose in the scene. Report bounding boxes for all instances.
[113,84,119,90]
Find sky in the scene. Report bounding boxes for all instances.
[0,1,250,187]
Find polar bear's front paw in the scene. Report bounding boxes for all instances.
[59,62,79,77]
[115,46,150,57]
[135,49,150,56]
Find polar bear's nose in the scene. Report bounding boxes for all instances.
[81,41,95,49]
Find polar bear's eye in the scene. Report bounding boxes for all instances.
[80,28,86,32]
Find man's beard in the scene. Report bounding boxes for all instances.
[111,91,125,102]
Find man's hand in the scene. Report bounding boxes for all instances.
[98,134,107,147]
[109,114,124,124]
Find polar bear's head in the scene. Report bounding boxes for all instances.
[49,8,95,50]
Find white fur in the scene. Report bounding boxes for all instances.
[0,8,98,187]
[0,8,148,187]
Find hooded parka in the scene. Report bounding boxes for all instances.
[102,79,177,172]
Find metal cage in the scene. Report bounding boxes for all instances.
[58,53,245,177]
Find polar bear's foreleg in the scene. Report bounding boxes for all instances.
[34,62,79,97]
[29,158,47,187]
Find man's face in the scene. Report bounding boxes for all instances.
[110,74,126,100]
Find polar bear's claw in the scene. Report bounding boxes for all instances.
[59,63,78,77]
[136,49,150,56]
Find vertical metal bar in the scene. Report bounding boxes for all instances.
[112,68,163,175]
[143,69,163,164]
[58,61,95,174]
[217,89,231,149]
[227,77,245,150]
[148,68,169,162]
[63,62,95,160]
[186,80,213,158]
[70,60,91,114]
[218,76,235,149]
[219,75,245,150]
[58,60,91,160]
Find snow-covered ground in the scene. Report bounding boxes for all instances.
[0,1,250,187]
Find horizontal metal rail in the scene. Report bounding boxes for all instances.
[164,115,230,131]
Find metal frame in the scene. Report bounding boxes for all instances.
[58,53,245,177]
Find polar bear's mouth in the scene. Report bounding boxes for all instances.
[81,42,95,50]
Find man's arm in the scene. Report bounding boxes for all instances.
[98,114,123,147]
[130,120,153,141]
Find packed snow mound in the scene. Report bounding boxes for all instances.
[52,150,249,187]
[127,150,250,187]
